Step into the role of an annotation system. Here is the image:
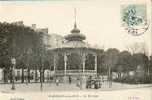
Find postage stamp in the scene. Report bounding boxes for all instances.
[121,4,149,36]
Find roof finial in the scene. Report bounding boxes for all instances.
[74,8,77,28]
[70,8,81,34]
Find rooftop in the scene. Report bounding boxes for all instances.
[64,22,86,41]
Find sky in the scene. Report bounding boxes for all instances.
[0,0,151,54]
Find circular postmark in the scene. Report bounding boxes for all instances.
[121,4,149,36]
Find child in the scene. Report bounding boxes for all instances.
[55,77,59,86]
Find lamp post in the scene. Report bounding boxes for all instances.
[11,57,16,90]
[40,48,45,91]
[108,66,112,88]
[40,65,43,91]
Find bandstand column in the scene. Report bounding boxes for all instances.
[50,53,57,75]
[94,54,97,75]
[53,54,56,72]
[82,54,86,74]
[81,53,86,89]
[64,53,67,82]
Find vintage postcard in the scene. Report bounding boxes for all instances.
[0,0,151,100]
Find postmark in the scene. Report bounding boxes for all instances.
[121,4,149,36]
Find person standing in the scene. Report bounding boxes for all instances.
[55,77,59,86]
[76,77,80,87]
[86,76,92,89]
[69,76,72,84]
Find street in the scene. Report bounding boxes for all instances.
[0,83,151,100]
[0,82,151,92]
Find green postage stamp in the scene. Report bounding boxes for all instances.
[121,4,149,36]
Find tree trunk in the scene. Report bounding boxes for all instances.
[35,67,37,82]
[42,69,45,82]
[3,69,5,83]
[27,67,30,83]
[118,72,121,79]
[3,68,8,83]
[10,68,13,83]
[108,66,112,88]
[21,67,24,83]
[40,69,42,83]
[40,68,43,91]
[126,71,129,76]
[147,66,150,76]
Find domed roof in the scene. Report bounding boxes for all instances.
[63,40,90,48]
[70,23,80,33]
[65,22,86,41]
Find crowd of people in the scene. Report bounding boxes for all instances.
[55,75,103,89]
[86,75,102,89]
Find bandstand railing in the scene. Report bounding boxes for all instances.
[54,70,96,76]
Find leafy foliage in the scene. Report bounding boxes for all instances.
[0,22,47,71]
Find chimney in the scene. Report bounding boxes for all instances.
[31,24,36,30]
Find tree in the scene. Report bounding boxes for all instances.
[126,42,150,75]
[97,50,105,74]
[126,42,148,55]
[103,48,119,87]
[149,56,152,75]
[0,22,45,83]
[131,53,149,75]
[116,50,132,79]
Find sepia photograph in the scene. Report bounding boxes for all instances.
[0,0,151,100]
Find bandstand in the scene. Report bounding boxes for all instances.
[50,22,101,83]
